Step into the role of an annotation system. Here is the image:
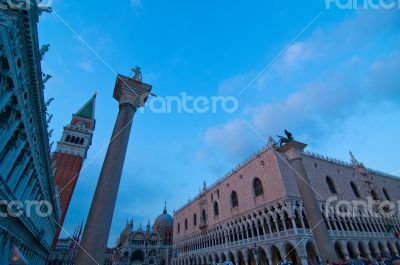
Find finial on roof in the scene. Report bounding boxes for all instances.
[163,201,167,214]
[349,151,359,167]
[202,180,207,191]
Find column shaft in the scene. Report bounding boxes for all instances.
[75,104,136,265]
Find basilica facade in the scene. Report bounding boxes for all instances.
[113,207,174,265]
[172,141,400,265]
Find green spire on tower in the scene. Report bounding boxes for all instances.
[75,92,97,119]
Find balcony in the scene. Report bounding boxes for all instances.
[199,220,207,229]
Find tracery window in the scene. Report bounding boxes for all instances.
[383,188,391,201]
[213,201,219,216]
[326,176,337,194]
[350,181,360,198]
[231,191,238,208]
[253,178,264,197]
[193,214,197,226]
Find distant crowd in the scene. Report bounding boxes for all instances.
[320,254,400,265]
[212,255,400,265]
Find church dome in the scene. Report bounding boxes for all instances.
[154,206,173,232]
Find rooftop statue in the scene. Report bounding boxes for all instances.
[132,66,142,82]
[277,129,294,147]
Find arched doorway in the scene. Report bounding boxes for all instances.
[368,242,377,258]
[131,250,145,265]
[271,245,282,265]
[258,247,269,265]
[121,251,130,263]
[248,249,256,265]
[220,253,227,264]
[202,256,207,265]
[215,254,220,265]
[238,251,245,265]
[347,242,357,259]
[396,241,400,253]
[285,243,299,265]
[208,255,213,265]
[378,242,387,256]
[387,242,397,255]
[227,252,235,264]
[306,241,319,265]
[334,242,345,260]
[358,242,368,259]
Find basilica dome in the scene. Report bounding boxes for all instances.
[154,207,173,231]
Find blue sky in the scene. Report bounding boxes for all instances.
[39,0,400,245]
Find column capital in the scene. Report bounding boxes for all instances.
[113,74,152,108]
[277,141,307,160]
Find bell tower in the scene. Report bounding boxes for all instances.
[51,93,97,247]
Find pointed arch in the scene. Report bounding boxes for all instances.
[253,177,264,197]
[383,188,391,201]
[350,181,360,198]
[326,176,337,194]
[231,190,239,208]
[213,201,219,216]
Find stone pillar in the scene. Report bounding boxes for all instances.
[300,256,308,265]
[278,141,337,263]
[233,253,239,265]
[8,150,30,190]
[75,73,152,265]
[15,164,34,198]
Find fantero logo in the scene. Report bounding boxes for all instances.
[0,200,53,218]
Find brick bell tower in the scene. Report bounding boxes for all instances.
[51,93,97,247]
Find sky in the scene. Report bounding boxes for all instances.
[38,0,400,245]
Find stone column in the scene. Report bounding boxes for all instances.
[278,141,337,263]
[75,73,152,265]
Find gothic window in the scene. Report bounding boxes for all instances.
[350,181,360,198]
[253,178,264,197]
[213,201,219,216]
[65,135,71,142]
[201,209,206,223]
[177,223,180,233]
[79,138,84,145]
[217,189,220,198]
[383,188,391,201]
[184,219,188,230]
[70,136,76,143]
[193,214,197,226]
[371,189,379,201]
[74,137,80,144]
[326,176,337,194]
[231,191,238,208]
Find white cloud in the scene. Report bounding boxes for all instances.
[77,58,94,72]
[217,72,254,95]
[200,10,400,160]
[281,42,312,67]
[204,118,254,157]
